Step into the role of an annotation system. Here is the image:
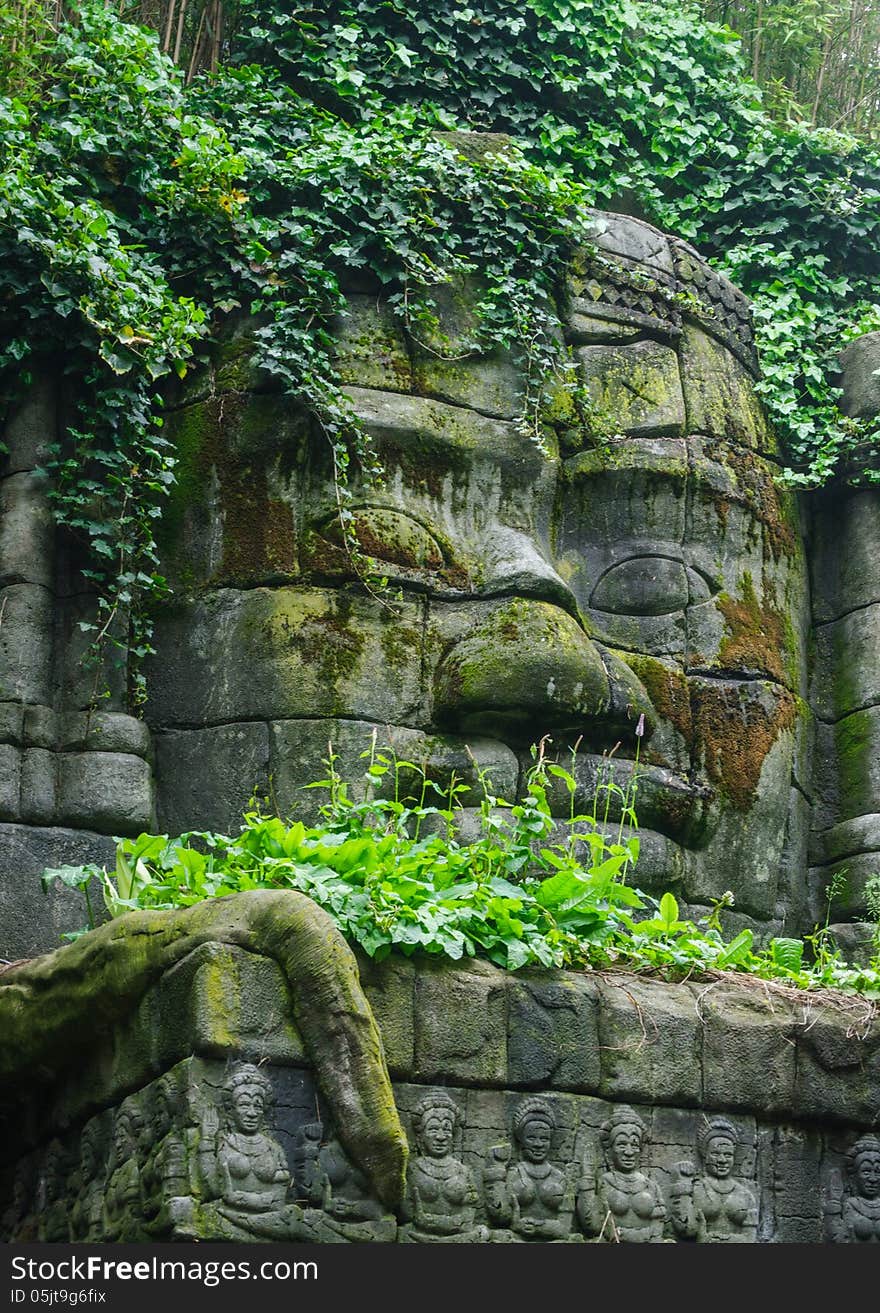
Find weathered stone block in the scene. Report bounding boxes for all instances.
[839,330,880,419]
[821,850,880,919]
[56,752,154,835]
[507,971,601,1093]
[679,324,772,450]
[701,984,797,1114]
[19,748,55,824]
[344,385,550,479]
[795,1010,880,1125]
[333,295,412,394]
[155,944,304,1068]
[413,958,507,1084]
[155,722,270,834]
[815,813,880,866]
[814,604,880,723]
[1,379,55,475]
[56,594,128,713]
[58,712,152,758]
[826,705,880,824]
[411,346,524,420]
[0,473,53,588]
[811,487,880,624]
[268,719,518,824]
[0,743,20,820]
[0,823,114,960]
[22,704,56,749]
[596,976,702,1106]
[358,952,416,1075]
[588,212,675,276]
[565,311,642,346]
[826,920,879,966]
[576,340,685,438]
[0,583,52,705]
[147,587,426,727]
[0,703,24,746]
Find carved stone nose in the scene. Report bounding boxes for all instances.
[433,598,655,745]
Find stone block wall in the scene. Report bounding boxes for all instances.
[3,949,878,1243]
[0,384,154,959]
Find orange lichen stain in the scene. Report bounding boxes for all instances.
[690,682,797,811]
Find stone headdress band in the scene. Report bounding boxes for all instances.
[224,1061,274,1104]
[512,1098,556,1140]
[847,1134,880,1169]
[698,1116,739,1160]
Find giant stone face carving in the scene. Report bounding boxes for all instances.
[145,208,810,933]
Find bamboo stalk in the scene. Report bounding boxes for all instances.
[162,0,176,54]
[185,0,206,83]
[172,0,188,64]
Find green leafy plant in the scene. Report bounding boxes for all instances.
[43,741,880,996]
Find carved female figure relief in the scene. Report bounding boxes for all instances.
[669,1117,757,1243]
[140,1074,191,1231]
[37,1139,72,1242]
[486,1098,577,1241]
[70,1120,107,1242]
[578,1106,666,1242]
[825,1135,880,1242]
[187,1062,306,1241]
[400,1092,487,1242]
[102,1102,145,1242]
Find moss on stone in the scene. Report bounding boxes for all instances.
[716,572,788,685]
[285,593,368,689]
[712,443,798,560]
[623,654,692,743]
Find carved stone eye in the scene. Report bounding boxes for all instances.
[322,508,445,572]
[590,557,711,616]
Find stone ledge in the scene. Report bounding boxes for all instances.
[5,945,876,1144]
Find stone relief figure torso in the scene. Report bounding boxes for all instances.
[173,1062,306,1241]
[295,1122,396,1242]
[102,1102,144,1242]
[484,1097,578,1241]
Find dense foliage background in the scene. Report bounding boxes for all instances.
[1,0,880,694]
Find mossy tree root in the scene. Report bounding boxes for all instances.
[0,890,407,1206]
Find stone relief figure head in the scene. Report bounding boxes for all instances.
[109,1102,143,1172]
[223,1063,274,1135]
[697,1116,739,1180]
[847,1135,880,1199]
[78,1119,106,1186]
[601,1105,648,1174]
[512,1098,556,1164]
[411,1092,461,1159]
[145,208,812,938]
